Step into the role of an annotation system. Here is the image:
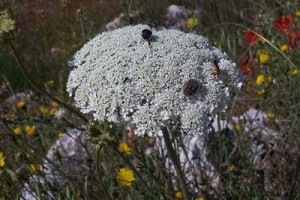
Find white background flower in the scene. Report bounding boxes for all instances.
[67,24,241,136]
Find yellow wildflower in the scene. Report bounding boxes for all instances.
[257,89,265,95]
[175,191,183,199]
[187,17,199,29]
[25,125,37,136]
[295,11,300,17]
[46,80,54,86]
[257,50,270,64]
[39,105,50,114]
[280,44,288,52]
[58,132,64,138]
[259,38,266,44]
[13,127,22,135]
[28,164,40,173]
[255,74,265,86]
[234,122,242,132]
[117,168,136,186]
[16,100,26,109]
[118,142,132,154]
[0,151,5,167]
[291,69,299,76]
[267,76,272,82]
[196,196,205,200]
[227,164,235,172]
[49,108,57,115]
[51,101,60,108]
[267,112,275,119]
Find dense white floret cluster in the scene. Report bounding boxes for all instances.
[67,24,241,136]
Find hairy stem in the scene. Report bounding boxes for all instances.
[162,128,191,200]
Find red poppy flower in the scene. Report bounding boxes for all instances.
[288,33,300,48]
[275,15,300,48]
[245,30,260,45]
[275,16,293,33]
[240,56,255,77]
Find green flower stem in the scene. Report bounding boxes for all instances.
[7,39,88,123]
[96,148,114,200]
[290,156,300,200]
[162,128,191,200]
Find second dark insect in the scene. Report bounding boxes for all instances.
[142,29,152,45]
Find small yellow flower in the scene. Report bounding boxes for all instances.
[16,100,26,109]
[118,142,132,154]
[196,196,205,200]
[187,17,199,29]
[0,151,5,167]
[58,132,64,138]
[257,89,265,95]
[259,38,266,44]
[51,101,60,108]
[28,164,40,173]
[257,50,270,64]
[267,76,272,82]
[256,74,265,86]
[291,69,299,76]
[49,108,57,115]
[295,11,300,17]
[280,44,288,52]
[234,122,242,132]
[227,164,235,172]
[267,112,275,119]
[117,168,136,186]
[175,191,183,199]
[40,105,50,114]
[46,80,54,86]
[25,125,37,136]
[13,127,22,135]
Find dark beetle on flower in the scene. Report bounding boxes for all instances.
[142,29,152,45]
[182,79,200,97]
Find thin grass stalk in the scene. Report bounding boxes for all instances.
[95,148,114,200]
[162,127,191,200]
[7,38,88,123]
[289,156,300,200]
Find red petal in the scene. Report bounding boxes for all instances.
[245,30,259,45]
[275,16,293,32]
[240,57,255,77]
[288,34,300,48]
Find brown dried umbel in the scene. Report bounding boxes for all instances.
[182,79,200,97]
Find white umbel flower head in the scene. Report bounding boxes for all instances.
[67,24,241,136]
